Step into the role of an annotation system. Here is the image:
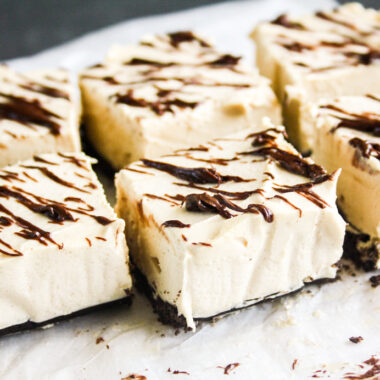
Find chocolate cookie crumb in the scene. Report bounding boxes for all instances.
[369,274,380,288]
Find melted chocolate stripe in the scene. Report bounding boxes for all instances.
[184,192,273,222]
[241,147,326,179]
[168,31,211,48]
[349,137,380,161]
[273,175,332,209]
[20,82,69,100]
[0,203,61,248]
[322,104,380,136]
[0,92,62,135]
[21,166,90,193]
[162,220,190,228]
[174,182,264,200]
[271,14,306,30]
[142,159,251,184]
[115,89,198,115]
[0,186,75,223]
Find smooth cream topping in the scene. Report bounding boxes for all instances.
[315,94,380,171]
[0,152,121,258]
[81,32,275,119]
[253,3,380,73]
[0,66,79,142]
[120,120,339,243]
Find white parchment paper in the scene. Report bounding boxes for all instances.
[2,1,380,379]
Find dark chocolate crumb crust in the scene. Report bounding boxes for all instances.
[133,264,334,329]
[343,230,379,272]
[0,294,132,338]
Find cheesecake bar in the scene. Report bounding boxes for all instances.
[0,152,132,336]
[80,31,281,169]
[0,65,81,167]
[304,94,380,270]
[115,119,345,329]
[251,3,380,152]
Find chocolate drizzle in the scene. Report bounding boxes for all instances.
[241,128,326,180]
[20,82,69,100]
[22,166,90,193]
[208,54,241,67]
[168,31,210,48]
[0,92,62,135]
[115,89,198,115]
[142,159,251,184]
[322,104,380,136]
[161,220,190,228]
[349,137,380,161]
[0,186,75,223]
[273,175,332,209]
[184,192,273,222]
[271,14,305,30]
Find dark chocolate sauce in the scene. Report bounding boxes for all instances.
[142,159,252,184]
[168,31,210,48]
[115,89,198,115]
[0,186,75,223]
[344,49,380,65]
[0,203,61,248]
[175,182,263,201]
[0,238,23,256]
[161,220,190,228]
[208,54,241,67]
[273,175,332,209]
[349,137,380,160]
[22,166,90,193]
[322,104,380,136]
[270,195,302,217]
[20,82,69,100]
[271,14,305,30]
[33,156,58,165]
[241,147,326,179]
[315,11,358,31]
[58,153,88,170]
[143,193,180,206]
[280,41,313,52]
[184,192,273,222]
[0,92,62,135]
[124,58,174,67]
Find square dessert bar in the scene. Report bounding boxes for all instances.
[0,153,132,336]
[0,65,81,166]
[80,31,281,169]
[115,119,345,329]
[251,3,380,152]
[303,94,380,270]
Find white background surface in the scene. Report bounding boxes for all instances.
[2,0,380,379]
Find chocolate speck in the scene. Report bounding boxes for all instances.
[369,275,380,288]
[349,336,363,344]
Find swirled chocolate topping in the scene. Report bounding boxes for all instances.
[115,89,198,115]
[208,54,241,67]
[349,137,380,160]
[184,192,273,222]
[168,31,210,48]
[22,165,89,193]
[142,159,252,184]
[322,105,380,136]
[273,175,332,209]
[271,14,305,30]
[0,186,75,223]
[0,92,62,135]
[20,82,70,100]
[241,147,326,179]
[162,220,190,228]
[315,11,358,31]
